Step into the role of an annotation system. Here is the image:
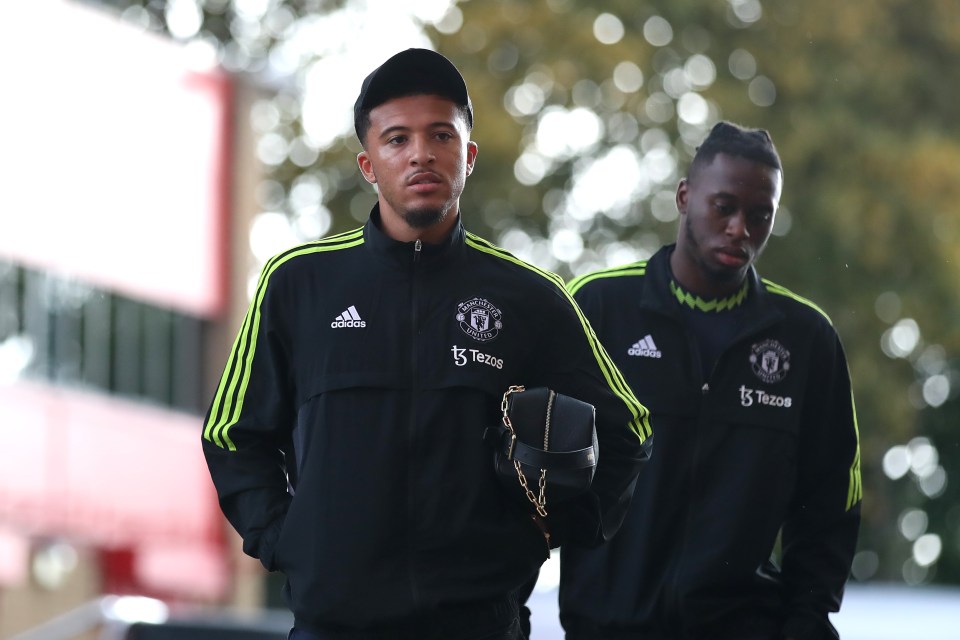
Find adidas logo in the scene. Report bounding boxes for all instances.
[628,335,661,358]
[331,305,366,328]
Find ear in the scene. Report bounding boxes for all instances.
[464,141,479,177]
[357,151,377,184]
[675,178,689,215]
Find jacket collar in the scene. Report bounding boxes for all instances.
[641,244,784,329]
[363,203,465,266]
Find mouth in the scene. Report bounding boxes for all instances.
[715,247,749,267]
[407,172,443,191]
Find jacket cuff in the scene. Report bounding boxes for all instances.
[249,516,285,572]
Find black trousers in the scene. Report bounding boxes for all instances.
[287,597,525,640]
[564,618,781,640]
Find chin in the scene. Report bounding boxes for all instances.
[706,264,747,285]
[403,207,447,230]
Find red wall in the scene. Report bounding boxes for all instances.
[0,380,229,600]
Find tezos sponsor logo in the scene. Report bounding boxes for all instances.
[451,345,503,370]
[456,297,503,342]
[749,339,790,383]
[739,385,792,408]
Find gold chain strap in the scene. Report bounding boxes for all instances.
[501,385,549,517]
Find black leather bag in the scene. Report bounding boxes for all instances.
[485,385,598,516]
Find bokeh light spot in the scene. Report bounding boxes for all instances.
[728,0,763,24]
[728,48,757,80]
[874,291,902,323]
[898,508,928,541]
[684,54,717,88]
[249,212,298,262]
[645,92,675,123]
[747,75,776,106]
[613,61,644,93]
[881,318,920,359]
[551,228,584,263]
[882,445,910,480]
[643,16,674,47]
[165,0,203,40]
[922,374,950,408]
[851,550,879,581]
[593,13,625,45]
[677,92,709,124]
[913,533,942,567]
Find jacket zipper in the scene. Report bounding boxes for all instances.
[666,330,707,623]
[665,329,754,624]
[407,238,423,606]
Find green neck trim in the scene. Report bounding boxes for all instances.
[669,279,749,313]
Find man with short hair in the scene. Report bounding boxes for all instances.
[201,48,652,640]
[556,122,861,640]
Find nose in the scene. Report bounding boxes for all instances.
[726,211,749,239]
[410,136,435,165]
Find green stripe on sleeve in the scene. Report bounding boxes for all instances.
[763,279,861,508]
[204,228,365,451]
[846,390,863,510]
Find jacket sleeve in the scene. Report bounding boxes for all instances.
[780,324,862,640]
[531,279,652,547]
[201,262,296,571]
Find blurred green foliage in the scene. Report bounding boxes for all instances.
[101,0,959,585]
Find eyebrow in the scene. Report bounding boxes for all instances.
[711,192,776,211]
[377,121,458,139]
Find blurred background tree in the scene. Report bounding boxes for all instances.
[89,0,959,585]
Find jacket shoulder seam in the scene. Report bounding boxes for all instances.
[568,261,648,295]
[761,278,833,325]
[464,232,566,289]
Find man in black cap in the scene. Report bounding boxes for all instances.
[202,48,652,639]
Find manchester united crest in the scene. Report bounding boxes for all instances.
[749,339,790,384]
[456,297,503,342]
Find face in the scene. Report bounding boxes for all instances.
[357,94,478,243]
[672,152,783,297]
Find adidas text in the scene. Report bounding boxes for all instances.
[331,305,366,328]
[331,319,366,328]
[628,335,661,358]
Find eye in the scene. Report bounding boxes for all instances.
[435,131,454,141]
[387,135,407,145]
[715,202,735,215]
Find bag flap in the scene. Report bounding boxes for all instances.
[508,387,596,453]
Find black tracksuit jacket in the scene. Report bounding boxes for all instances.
[201,207,651,632]
[559,246,861,640]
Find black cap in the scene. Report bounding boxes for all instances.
[353,48,473,142]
